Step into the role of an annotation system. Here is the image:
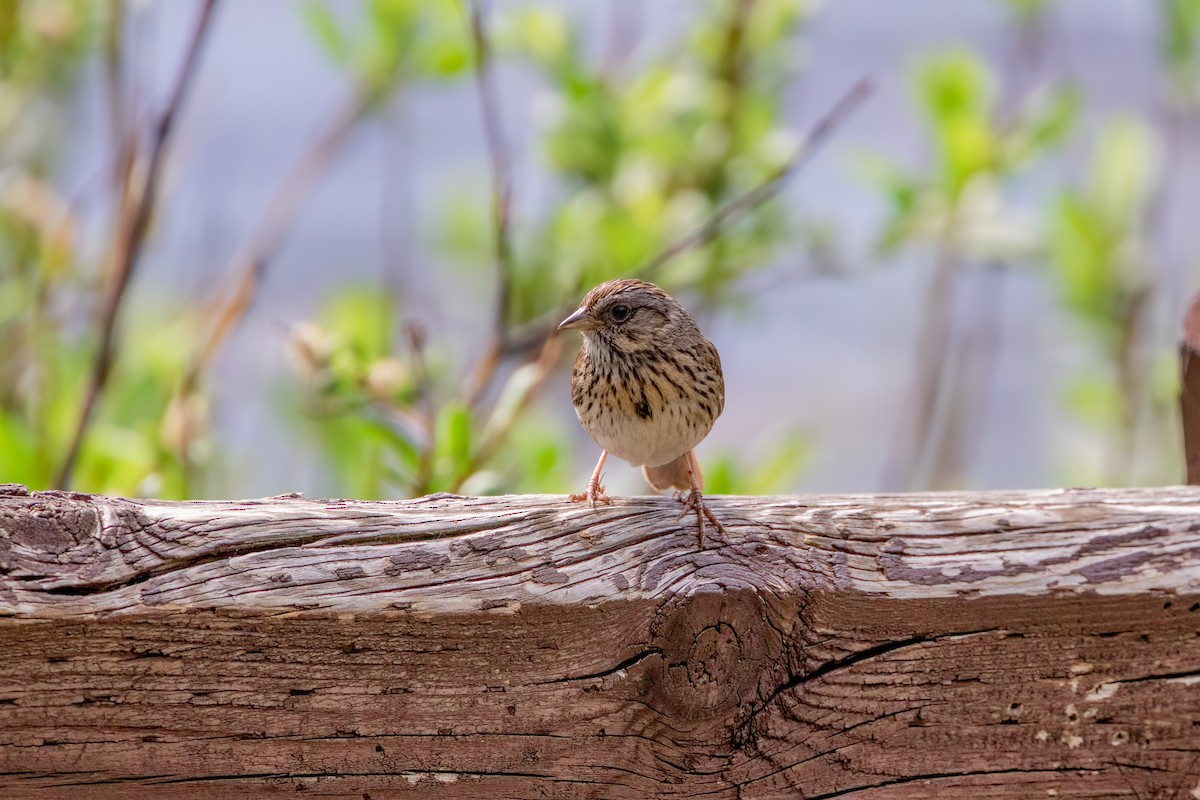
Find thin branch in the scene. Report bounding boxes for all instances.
[705,0,754,201]
[601,0,640,75]
[879,221,960,492]
[928,265,1007,489]
[56,0,219,489]
[182,93,366,395]
[462,0,517,408]
[379,98,412,309]
[636,77,872,282]
[103,0,128,198]
[469,0,515,339]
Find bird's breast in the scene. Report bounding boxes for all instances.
[581,401,710,467]
[570,344,720,468]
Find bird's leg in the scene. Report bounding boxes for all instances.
[569,450,613,507]
[676,450,726,548]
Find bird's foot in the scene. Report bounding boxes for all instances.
[675,487,726,549]
[569,482,613,508]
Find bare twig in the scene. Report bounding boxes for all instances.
[706,0,754,200]
[379,99,412,308]
[637,77,872,282]
[462,0,517,408]
[1112,285,1152,484]
[879,220,960,492]
[182,94,366,395]
[602,0,640,75]
[469,0,515,340]
[56,0,219,489]
[682,0,754,295]
[103,0,128,197]
[451,331,563,493]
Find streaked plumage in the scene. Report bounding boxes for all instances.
[558,278,726,545]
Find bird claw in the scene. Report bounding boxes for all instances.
[675,487,726,549]
[569,483,613,508]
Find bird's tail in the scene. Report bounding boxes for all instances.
[642,451,699,493]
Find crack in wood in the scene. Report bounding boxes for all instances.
[749,628,997,723]
[1112,667,1200,685]
[539,647,664,684]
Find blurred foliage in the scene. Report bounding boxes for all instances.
[0,0,96,149]
[0,1,214,499]
[705,436,809,495]
[1162,0,1200,106]
[862,49,1076,259]
[1048,116,1168,482]
[857,45,1079,489]
[285,287,428,497]
[1049,117,1159,340]
[853,6,1197,491]
[489,0,811,315]
[286,0,815,498]
[1,0,1198,500]
[302,0,472,105]
[996,0,1054,21]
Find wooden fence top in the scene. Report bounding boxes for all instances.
[3,484,1200,798]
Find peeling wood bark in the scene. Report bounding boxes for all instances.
[2,484,1200,798]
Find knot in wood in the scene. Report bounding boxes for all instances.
[6,497,99,558]
[645,587,787,723]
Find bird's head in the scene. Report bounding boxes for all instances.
[558,279,690,355]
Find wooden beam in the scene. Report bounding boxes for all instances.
[2,484,1200,798]
[1182,290,1200,484]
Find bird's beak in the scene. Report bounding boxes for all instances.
[558,307,590,331]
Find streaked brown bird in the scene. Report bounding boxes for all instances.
[558,278,726,544]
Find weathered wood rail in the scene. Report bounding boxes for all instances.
[3,484,1200,798]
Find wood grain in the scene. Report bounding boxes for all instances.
[3,484,1200,798]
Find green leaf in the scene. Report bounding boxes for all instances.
[917,50,992,125]
[1048,194,1114,326]
[1003,86,1079,169]
[1063,374,1123,429]
[914,50,999,193]
[318,414,389,498]
[704,435,808,494]
[1045,115,1160,348]
[434,401,473,481]
[703,455,738,495]
[0,409,41,487]
[852,153,921,251]
[301,1,351,64]
[495,8,569,67]
[1091,116,1159,229]
[1163,0,1200,73]
[320,285,397,379]
[1027,86,1079,149]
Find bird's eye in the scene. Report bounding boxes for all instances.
[611,304,631,322]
